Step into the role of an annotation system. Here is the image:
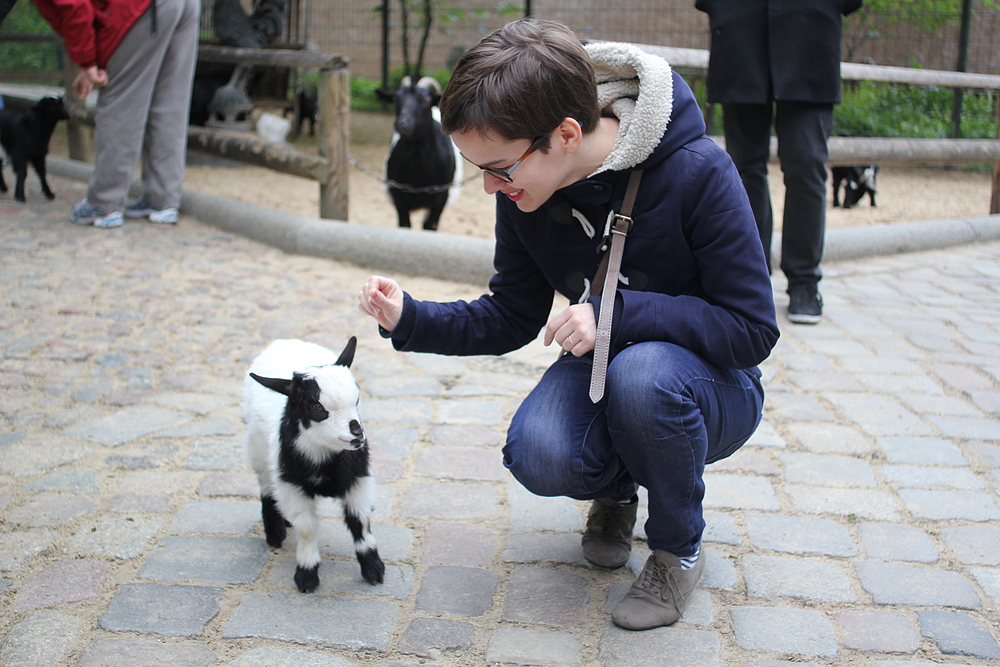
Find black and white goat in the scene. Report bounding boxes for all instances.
[376,76,462,231]
[243,337,384,592]
[832,165,879,209]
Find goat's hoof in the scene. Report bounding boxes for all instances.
[359,549,385,585]
[294,564,320,592]
[44,192,55,200]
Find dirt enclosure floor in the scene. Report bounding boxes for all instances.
[58,110,998,240]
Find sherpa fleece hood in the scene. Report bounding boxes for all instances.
[586,41,706,176]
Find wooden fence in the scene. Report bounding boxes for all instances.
[5,43,1000,218]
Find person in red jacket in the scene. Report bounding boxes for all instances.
[34,0,199,227]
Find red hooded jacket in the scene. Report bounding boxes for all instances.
[33,0,151,69]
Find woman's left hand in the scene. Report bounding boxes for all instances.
[544,303,597,356]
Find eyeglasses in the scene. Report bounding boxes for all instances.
[471,135,547,184]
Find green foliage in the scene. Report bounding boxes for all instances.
[0,1,61,75]
[834,80,997,139]
[348,67,452,111]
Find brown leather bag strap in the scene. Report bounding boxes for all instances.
[589,169,643,403]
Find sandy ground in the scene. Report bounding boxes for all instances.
[56,110,996,238]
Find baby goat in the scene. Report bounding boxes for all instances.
[243,336,384,592]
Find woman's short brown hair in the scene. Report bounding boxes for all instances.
[440,19,599,147]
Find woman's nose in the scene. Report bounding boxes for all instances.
[483,172,505,195]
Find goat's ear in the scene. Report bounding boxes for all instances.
[375,89,395,104]
[336,336,357,368]
[250,372,293,396]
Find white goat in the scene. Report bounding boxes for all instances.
[242,336,384,592]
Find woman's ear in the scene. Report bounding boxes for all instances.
[554,117,584,154]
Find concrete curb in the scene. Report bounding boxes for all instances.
[49,157,1000,285]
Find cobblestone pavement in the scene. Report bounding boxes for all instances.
[2,174,1000,667]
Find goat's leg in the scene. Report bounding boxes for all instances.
[33,158,55,200]
[869,190,877,207]
[276,483,323,592]
[0,163,7,192]
[423,200,446,231]
[832,177,842,207]
[343,475,384,584]
[261,495,286,547]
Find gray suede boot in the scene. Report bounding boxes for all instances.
[611,548,705,630]
[581,497,637,568]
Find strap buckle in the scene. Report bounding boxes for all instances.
[611,214,633,235]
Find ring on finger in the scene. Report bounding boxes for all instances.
[567,336,575,347]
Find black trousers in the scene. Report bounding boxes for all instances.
[722,101,833,287]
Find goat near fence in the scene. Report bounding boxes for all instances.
[376,77,460,231]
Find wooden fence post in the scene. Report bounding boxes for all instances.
[317,66,350,220]
[992,95,1000,214]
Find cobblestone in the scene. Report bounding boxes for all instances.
[2,176,998,666]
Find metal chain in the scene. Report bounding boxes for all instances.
[347,152,480,194]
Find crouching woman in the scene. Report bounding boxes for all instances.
[358,18,779,630]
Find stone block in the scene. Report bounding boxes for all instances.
[197,471,258,497]
[854,560,981,608]
[941,525,1000,565]
[139,535,269,585]
[503,533,589,566]
[703,474,779,511]
[600,624,721,667]
[401,481,498,519]
[743,554,855,603]
[67,515,163,560]
[487,627,583,667]
[415,566,498,617]
[21,468,99,494]
[784,422,872,454]
[899,489,1000,521]
[503,567,589,628]
[859,523,938,563]
[6,492,98,527]
[423,521,499,567]
[0,529,56,572]
[437,399,504,425]
[785,484,900,521]
[834,610,921,653]
[78,637,217,667]
[13,558,110,611]
[429,424,503,447]
[744,514,857,557]
[879,465,983,489]
[99,583,223,636]
[227,647,359,666]
[0,609,84,667]
[415,446,509,481]
[730,606,837,659]
[398,617,475,658]
[824,393,934,436]
[169,498,260,535]
[508,483,585,532]
[780,452,877,487]
[223,591,398,651]
[918,609,1000,660]
[268,557,413,598]
[64,405,192,446]
[876,437,967,466]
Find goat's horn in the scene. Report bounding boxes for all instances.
[416,76,441,93]
[400,76,411,88]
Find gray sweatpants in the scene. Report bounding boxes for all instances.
[88,0,200,212]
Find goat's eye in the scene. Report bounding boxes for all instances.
[309,401,329,422]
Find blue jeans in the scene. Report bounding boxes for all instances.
[503,342,764,557]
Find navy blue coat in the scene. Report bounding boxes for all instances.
[697,0,864,104]
[387,70,779,371]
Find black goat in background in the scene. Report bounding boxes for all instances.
[832,165,879,209]
[375,77,460,231]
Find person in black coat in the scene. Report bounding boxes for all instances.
[696,0,863,324]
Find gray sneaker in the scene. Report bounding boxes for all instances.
[581,497,637,568]
[612,548,704,630]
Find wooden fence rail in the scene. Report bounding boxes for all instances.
[5,42,1000,216]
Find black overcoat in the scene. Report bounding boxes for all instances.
[696,0,863,105]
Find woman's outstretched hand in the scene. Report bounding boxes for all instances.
[358,275,404,332]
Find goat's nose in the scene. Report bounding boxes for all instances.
[350,420,364,437]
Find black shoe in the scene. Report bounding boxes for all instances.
[787,283,822,325]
